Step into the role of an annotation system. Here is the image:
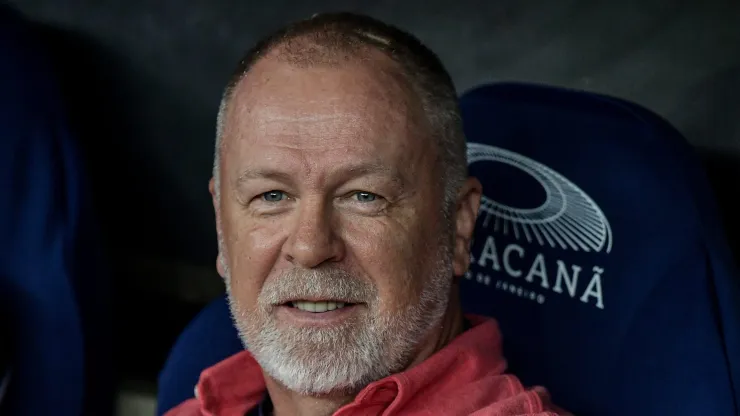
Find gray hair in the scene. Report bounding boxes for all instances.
[213,12,467,216]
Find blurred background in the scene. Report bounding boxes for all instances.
[2,0,739,414]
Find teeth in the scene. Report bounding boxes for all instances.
[291,301,349,313]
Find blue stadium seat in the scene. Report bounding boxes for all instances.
[0,6,112,415]
[157,296,243,415]
[157,82,740,416]
[460,82,740,415]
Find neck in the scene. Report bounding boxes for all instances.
[266,286,465,416]
[409,284,465,369]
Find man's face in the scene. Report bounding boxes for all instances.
[213,53,460,395]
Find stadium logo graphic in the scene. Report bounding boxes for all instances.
[465,143,610,310]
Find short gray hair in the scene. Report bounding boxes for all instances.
[214,12,467,215]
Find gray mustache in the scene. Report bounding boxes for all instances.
[259,267,376,306]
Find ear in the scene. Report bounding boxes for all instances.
[452,177,482,277]
[209,177,218,211]
[209,177,227,278]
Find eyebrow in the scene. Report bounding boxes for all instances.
[236,168,294,185]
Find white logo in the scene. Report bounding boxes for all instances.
[466,143,610,310]
[467,142,612,253]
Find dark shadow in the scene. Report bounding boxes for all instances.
[27,20,215,384]
[700,148,740,258]
[676,64,740,259]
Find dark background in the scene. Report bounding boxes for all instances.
[5,0,740,385]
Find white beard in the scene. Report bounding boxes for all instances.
[223,240,454,396]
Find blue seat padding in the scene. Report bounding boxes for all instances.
[156,296,243,415]
[0,6,112,415]
[460,82,740,415]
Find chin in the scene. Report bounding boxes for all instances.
[247,320,403,395]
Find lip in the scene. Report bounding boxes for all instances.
[274,303,363,327]
[279,298,360,304]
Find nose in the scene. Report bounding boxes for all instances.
[283,197,345,268]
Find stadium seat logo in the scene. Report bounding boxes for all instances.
[467,142,612,253]
[466,142,609,309]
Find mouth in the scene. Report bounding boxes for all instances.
[290,300,352,313]
[282,300,357,313]
[274,299,362,326]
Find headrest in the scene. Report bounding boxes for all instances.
[459,82,740,415]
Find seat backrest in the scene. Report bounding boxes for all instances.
[459,82,740,416]
[0,5,112,415]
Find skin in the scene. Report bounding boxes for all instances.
[210,47,482,416]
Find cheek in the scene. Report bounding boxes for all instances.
[342,213,435,311]
[222,208,286,311]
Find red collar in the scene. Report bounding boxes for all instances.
[191,315,558,415]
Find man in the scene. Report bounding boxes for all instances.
[168,12,564,416]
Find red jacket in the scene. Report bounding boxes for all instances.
[165,315,567,416]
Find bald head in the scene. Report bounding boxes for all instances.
[224,48,427,148]
[213,13,467,214]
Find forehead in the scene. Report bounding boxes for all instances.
[220,54,431,171]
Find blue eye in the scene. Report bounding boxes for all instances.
[262,191,285,202]
[355,192,377,202]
